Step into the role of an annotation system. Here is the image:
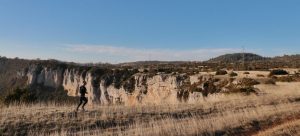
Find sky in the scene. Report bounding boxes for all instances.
[0,0,300,63]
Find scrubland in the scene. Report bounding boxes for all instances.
[1,81,300,136]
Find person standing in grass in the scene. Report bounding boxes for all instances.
[76,81,88,111]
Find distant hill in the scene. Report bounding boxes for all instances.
[118,61,190,67]
[207,53,270,63]
[272,54,300,63]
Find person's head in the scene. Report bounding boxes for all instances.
[83,81,87,86]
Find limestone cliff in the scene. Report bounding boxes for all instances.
[21,65,204,105]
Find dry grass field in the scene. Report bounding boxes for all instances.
[1,82,300,136]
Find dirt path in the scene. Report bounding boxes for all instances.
[229,114,300,136]
[253,118,300,136]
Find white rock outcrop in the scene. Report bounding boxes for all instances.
[24,66,207,105]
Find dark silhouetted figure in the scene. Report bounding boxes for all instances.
[76,81,88,111]
[202,81,209,97]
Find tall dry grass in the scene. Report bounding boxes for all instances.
[1,82,300,136]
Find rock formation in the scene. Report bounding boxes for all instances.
[22,65,198,105]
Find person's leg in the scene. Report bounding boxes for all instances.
[76,98,83,111]
[82,97,88,111]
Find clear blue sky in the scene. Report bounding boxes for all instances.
[0,0,299,63]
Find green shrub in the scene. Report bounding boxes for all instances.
[4,88,37,105]
[229,72,238,77]
[269,69,289,76]
[244,72,250,74]
[216,70,227,75]
[239,86,257,95]
[240,78,260,86]
[123,77,136,93]
[102,68,139,89]
[275,76,294,82]
[224,84,258,95]
[257,74,265,77]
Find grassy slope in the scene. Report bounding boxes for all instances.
[1,82,300,136]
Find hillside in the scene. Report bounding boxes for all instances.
[1,53,300,105]
[272,54,300,63]
[207,53,269,63]
[1,54,300,135]
[0,56,195,105]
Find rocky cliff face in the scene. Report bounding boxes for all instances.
[26,65,64,88]
[22,65,203,105]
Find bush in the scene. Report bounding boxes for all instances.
[190,86,202,93]
[269,69,289,76]
[216,70,227,75]
[103,68,139,89]
[244,72,250,74]
[229,72,238,77]
[239,86,257,95]
[257,74,265,77]
[224,84,258,95]
[240,78,260,86]
[202,81,218,97]
[123,77,136,93]
[275,76,294,82]
[224,78,260,95]
[4,88,37,105]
